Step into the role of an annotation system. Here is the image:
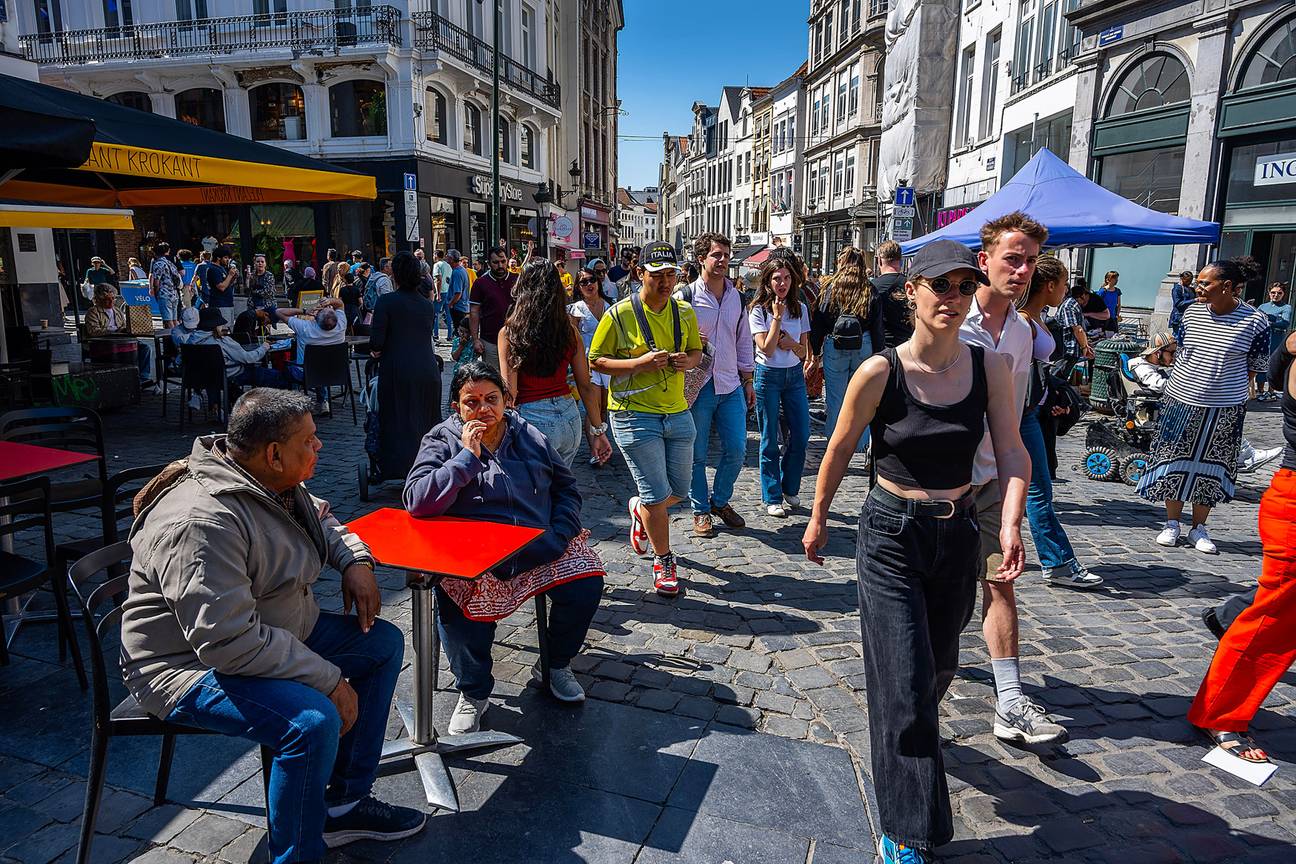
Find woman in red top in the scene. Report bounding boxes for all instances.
[499,260,612,467]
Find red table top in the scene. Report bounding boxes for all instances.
[345,508,544,579]
[0,441,99,483]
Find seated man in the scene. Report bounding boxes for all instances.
[84,282,154,390]
[171,306,205,347]
[276,298,347,410]
[122,389,426,864]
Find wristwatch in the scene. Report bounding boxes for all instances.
[588,422,609,436]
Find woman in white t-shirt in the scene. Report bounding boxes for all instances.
[748,256,812,517]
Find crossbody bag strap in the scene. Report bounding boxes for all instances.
[670,299,683,353]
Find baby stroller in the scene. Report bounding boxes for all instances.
[1079,352,1160,485]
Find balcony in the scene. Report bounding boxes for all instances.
[1009,43,1081,96]
[20,7,401,66]
[412,11,559,109]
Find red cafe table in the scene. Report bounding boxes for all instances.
[344,508,544,813]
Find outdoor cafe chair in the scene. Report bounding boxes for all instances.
[349,322,372,390]
[157,338,183,417]
[302,343,357,424]
[178,344,228,430]
[72,541,273,864]
[0,407,108,514]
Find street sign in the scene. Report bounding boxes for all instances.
[893,204,916,218]
[891,217,913,243]
[403,172,417,191]
[1098,25,1123,48]
[894,186,915,208]
[403,188,419,242]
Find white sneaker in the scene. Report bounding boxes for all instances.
[1187,525,1218,555]
[783,494,800,509]
[766,503,788,518]
[1239,445,1283,474]
[1043,563,1104,590]
[447,693,489,735]
[1155,520,1181,547]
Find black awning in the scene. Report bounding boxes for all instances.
[0,80,95,170]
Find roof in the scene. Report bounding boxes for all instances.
[616,187,634,207]
[644,202,658,213]
[721,87,744,119]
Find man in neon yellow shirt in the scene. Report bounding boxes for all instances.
[590,241,703,596]
[553,247,574,295]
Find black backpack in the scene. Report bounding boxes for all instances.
[819,290,864,351]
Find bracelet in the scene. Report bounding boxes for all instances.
[588,422,609,436]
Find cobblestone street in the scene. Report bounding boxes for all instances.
[2,347,1294,863]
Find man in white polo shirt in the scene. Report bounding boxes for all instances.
[959,211,1068,747]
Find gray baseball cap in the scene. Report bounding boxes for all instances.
[908,239,989,285]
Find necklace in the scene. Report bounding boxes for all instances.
[905,344,961,375]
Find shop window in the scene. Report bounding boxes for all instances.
[106,91,152,113]
[425,88,448,145]
[329,80,387,138]
[464,102,483,155]
[174,88,225,132]
[1239,16,1296,90]
[1105,54,1189,117]
[521,124,535,169]
[250,83,306,141]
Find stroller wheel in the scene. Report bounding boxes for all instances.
[357,463,369,502]
[1082,446,1119,481]
[1121,453,1151,487]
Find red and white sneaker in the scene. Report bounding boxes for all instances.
[628,495,650,556]
[653,553,680,597]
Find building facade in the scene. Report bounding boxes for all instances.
[614,186,658,250]
[658,134,691,251]
[751,89,774,237]
[769,64,806,248]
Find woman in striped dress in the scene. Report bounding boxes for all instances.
[1137,257,1271,554]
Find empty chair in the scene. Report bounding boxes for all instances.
[302,342,357,423]
[0,407,107,514]
[178,343,228,429]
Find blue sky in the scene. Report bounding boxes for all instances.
[616,0,809,188]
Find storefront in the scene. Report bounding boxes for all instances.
[579,201,612,263]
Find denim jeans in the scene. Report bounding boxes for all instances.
[437,576,604,699]
[856,488,980,849]
[433,297,454,340]
[518,396,582,468]
[166,613,404,864]
[1020,408,1077,569]
[611,409,696,505]
[688,378,747,514]
[823,337,872,452]
[754,364,810,504]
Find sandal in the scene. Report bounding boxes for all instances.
[1201,728,1271,764]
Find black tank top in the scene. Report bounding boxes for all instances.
[870,344,988,489]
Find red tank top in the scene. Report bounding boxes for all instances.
[515,343,575,405]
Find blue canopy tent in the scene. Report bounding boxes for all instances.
[900,148,1220,253]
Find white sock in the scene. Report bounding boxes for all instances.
[327,800,358,818]
[992,657,1023,713]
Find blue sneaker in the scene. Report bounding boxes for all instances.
[878,835,929,863]
[322,796,427,848]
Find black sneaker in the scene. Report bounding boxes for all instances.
[322,796,427,848]
[1201,607,1226,641]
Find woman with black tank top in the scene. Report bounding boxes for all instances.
[803,239,1029,864]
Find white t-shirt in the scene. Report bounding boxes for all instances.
[285,309,347,366]
[433,260,454,298]
[748,303,808,368]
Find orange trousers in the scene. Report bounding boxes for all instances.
[1189,468,1296,731]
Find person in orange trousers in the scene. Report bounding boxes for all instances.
[1187,329,1296,764]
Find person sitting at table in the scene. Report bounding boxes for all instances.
[172,306,204,347]
[122,388,427,864]
[403,361,606,733]
[233,307,272,344]
[85,282,155,391]
[192,306,284,396]
[276,298,348,412]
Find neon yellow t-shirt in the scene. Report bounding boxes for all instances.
[589,297,702,414]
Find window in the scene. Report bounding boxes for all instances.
[329,80,387,137]
[1014,7,1034,89]
[955,45,975,147]
[811,92,822,135]
[463,101,482,154]
[833,153,844,198]
[824,10,834,58]
[425,88,447,144]
[1239,16,1296,90]
[34,0,64,36]
[174,88,225,132]
[849,69,860,116]
[253,0,286,23]
[1106,54,1190,116]
[813,19,823,66]
[808,164,819,205]
[1062,0,1081,60]
[464,0,482,36]
[1037,0,1058,79]
[498,116,512,163]
[839,0,849,45]
[102,0,133,33]
[249,83,305,140]
[979,28,1001,140]
[845,151,856,195]
[837,71,848,122]
[521,125,535,169]
[106,91,151,113]
[175,0,208,23]
[872,57,884,119]
[521,5,536,70]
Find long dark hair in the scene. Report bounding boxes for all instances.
[390,250,422,292]
[503,259,577,376]
[748,257,804,320]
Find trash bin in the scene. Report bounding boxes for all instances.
[1090,334,1145,413]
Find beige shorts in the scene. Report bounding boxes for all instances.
[973,480,1005,582]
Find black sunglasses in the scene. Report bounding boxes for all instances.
[925,277,979,297]
[578,277,597,285]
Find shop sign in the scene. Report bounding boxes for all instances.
[1254,152,1296,186]
[550,213,576,244]
[583,231,601,249]
[936,205,974,229]
[580,204,610,224]
[469,175,525,202]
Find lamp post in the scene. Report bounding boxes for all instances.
[475,0,502,251]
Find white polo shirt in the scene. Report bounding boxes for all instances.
[959,295,1033,486]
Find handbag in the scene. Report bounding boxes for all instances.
[126,304,154,336]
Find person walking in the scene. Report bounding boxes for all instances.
[1138,257,1272,554]
[432,249,455,343]
[811,246,884,452]
[676,232,754,538]
[589,242,703,596]
[1093,270,1122,334]
[569,266,613,467]
[748,256,811,518]
[1171,270,1197,338]
[872,240,912,350]
[247,254,278,314]
[149,242,182,329]
[321,248,340,300]
[1256,283,1291,401]
[803,239,1029,864]
[498,259,612,468]
[1016,257,1103,589]
[469,247,517,372]
[446,250,471,333]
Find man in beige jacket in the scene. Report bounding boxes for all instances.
[122,389,425,863]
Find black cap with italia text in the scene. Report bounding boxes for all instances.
[909,238,990,285]
[640,241,681,272]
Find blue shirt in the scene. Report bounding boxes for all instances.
[450,267,470,313]
[1259,300,1291,349]
[200,262,233,308]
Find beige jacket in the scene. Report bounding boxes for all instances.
[84,298,130,337]
[121,435,373,718]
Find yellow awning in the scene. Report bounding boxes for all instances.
[0,202,135,230]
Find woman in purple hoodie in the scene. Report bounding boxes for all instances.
[403,361,605,735]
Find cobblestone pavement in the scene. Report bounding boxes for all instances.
[2,345,1294,863]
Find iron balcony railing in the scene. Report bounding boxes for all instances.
[1008,43,1081,95]
[412,11,559,109]
[20,6,401,65]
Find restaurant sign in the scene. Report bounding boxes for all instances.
[1254,152,1296,186]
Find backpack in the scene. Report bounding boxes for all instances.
[363,273,381,312]
[820,282,865,351]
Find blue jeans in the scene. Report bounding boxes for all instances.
[1020,408,1077,569]
[611,409,696,505]
[437,576,604,700]
[518,396,582,467]
[432,296,453,340]
[754,364,810,504]
[688,379,747,514]
[166,613,403,864]
[288,364,327,404]
[823,337,872,452]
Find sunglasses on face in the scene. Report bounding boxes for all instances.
[924,277,979,297]
[578,277,597,285]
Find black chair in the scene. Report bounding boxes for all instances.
[0,407,108,513]
[178,343,228,429]
[0,477,79,674]
[349,323,372,390]
[73,541,273,864]
[157,337,183,417]
[302,343,356,423]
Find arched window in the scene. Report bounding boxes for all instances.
[174,88,225,132]
[1106,54,1190,116]
[106,91,152,113]
[463,102,482,155]
[250,83,306,141]
[1239,16,1296,89]
[498,116,512,163]
[520,124,535,169]
[329,80,387,137]
[425,88,447,144]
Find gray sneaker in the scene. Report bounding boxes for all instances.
[994,698,1069,745]
[447,693,489,735]
[533,663,586,702]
